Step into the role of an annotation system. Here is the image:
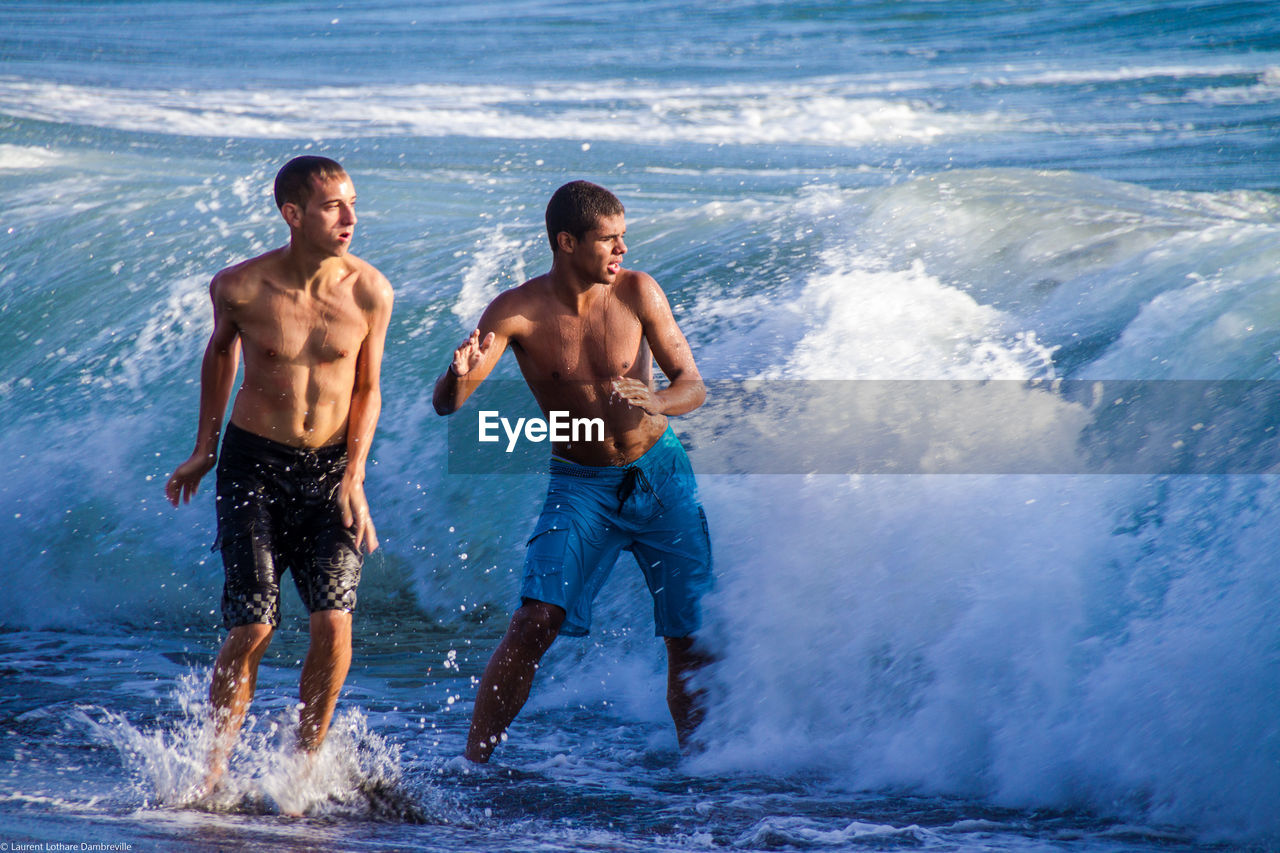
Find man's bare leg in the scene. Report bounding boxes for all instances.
[465,600,565,763]
[203,622,275,794]
[298,610,354,754]
[665,635,712,752]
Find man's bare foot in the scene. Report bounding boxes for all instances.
[276,747,320,818]
[184,767,226,809]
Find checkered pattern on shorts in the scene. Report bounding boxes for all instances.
[221,587,278,627]
[295,552,361,614]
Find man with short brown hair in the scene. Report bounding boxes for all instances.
[435,180,714,763]
[166,155,393,794]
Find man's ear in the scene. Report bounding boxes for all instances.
[280,201,303,229]
[555,230,576,254]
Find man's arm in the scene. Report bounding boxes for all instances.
[338,271,394,553]
[165,274,242,506]
[432,294,517,416]
[614,273,706,416]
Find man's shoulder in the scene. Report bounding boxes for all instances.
[614,268,667,313]
[214,246,287,283]
[490,274,549,313]
[211,248,284,298]
[616,268,660,293]
[474,275,549,338]
[345,253,394,306]
[513,272,553,296]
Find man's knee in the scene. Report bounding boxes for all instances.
[222,622,274,659]
[664,634,712,671]
[664,634,695,654]
[308,609,353,648]
[508,600,566,650]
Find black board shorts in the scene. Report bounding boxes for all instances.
[215,422,362,629]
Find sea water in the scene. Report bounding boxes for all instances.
[2,1,1279,850]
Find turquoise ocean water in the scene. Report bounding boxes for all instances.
[3,2,1280,850]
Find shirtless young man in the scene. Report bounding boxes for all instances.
[165,156,393,793]
[434,180,714,763]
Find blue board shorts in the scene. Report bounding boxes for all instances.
[522,426,713,638]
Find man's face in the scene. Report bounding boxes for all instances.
[293,173,357,256]
[572,212,627,283]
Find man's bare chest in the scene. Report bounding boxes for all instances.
[520,314,648,381]
[236,296,366,365]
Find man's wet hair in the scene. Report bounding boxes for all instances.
[545,181,624,251]
[274,155,348,210]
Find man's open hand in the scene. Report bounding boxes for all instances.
[612,377,664,415]
[165,452,216,507]
[339,475,379,553]
[451,329,495,377]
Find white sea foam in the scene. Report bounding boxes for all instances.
[733,816,936,848]
[83,670,427,820]
[7,62,1265,150]
[1184,65,1280,105]
[677,240,1081,475]
[0,77,1008,145]
[662,170,1280,841]
[978,61,1261,87]
[109,275,210,395]
[451,227,534,326]
[0,143,62,169]
[756,253,1056,381]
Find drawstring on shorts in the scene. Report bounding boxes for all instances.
[617,465,661,513]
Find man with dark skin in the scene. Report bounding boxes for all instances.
[434,180,714,763]
[165,155,393,794]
